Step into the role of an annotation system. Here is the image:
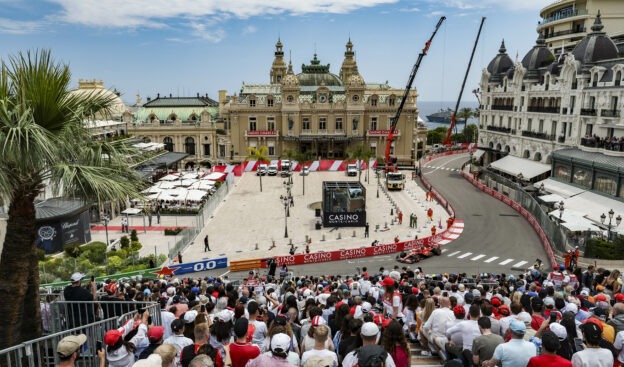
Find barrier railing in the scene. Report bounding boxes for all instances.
[0,301,159,367]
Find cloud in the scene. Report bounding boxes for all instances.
[399,7,420,12]
[422,0,544,11]
[242,25,257,35]
[0,17,45,34]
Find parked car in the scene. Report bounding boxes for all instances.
[256,164,268,176]
[267,164,278,176]
[300,166,310,176]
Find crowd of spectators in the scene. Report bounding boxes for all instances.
[581,135,624,152]
[56,261,624,367]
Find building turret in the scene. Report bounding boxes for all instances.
[270,38,287,84]
[340,38,359,82]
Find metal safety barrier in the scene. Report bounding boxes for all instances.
[0,300,159,367]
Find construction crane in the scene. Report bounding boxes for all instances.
[385,16,446,179]
[443,17,486,146]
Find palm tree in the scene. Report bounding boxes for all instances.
[346,144,371,182]
[0,50,145,349]
[456,107,474,129]
[245,146,269,192]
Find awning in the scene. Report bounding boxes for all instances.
[473,149,486,160]
[538,193,566,203]
[547,209,600,232]
[533,178,586,199]
[489,155,551,180]
[121,208,142,215]
[561,191,624,229]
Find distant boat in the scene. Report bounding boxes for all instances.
[426,108,453,123]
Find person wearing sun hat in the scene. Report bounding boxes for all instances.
[484,319,536,367]
[572,321,613,366]
[56,333,106,367]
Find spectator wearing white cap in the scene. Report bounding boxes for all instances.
[341,322,396,367]
[248,333,297,367]
[63,273,97,328]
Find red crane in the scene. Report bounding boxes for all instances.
[443,17,486,146]
[385,16,446,172]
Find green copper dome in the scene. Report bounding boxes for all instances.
[296,54,343,87]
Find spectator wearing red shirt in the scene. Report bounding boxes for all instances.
[229,318,260,367]
[527,331,572,367]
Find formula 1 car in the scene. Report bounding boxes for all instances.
[396,244,442,263]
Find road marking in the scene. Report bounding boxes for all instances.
[457,252,473,259]
[471,254,486,261]
[499,258,514,265]
[484,256,499,263]
[441,248,448,253]
[447,251,461,257]
[512,261,528,268]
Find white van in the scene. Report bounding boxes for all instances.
[267,163,278,176]
[347,164,358,176]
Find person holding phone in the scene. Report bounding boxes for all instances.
[104,310,150,367]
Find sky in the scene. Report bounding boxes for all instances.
[0,0,550,105]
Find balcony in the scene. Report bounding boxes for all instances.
[521,130,556,141]
[541,9,588,25]
[491,105,514,111]
[547,27,586,38]
[580,108,597,116]
[527,106,560,113]
[581,137,624,153]
[601,110,621,118]
[486,126,512,133]
[245,130,278,137]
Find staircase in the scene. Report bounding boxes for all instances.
[409,340,442,366]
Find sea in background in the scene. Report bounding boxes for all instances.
[418,100,480,133]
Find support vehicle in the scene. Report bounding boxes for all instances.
[346,164,358,177]
[386,172,405,190]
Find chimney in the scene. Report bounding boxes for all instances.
[157,93,160,98]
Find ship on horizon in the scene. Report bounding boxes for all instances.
[426,108,453,123]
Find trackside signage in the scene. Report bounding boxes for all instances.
[324,212,366,227]
[173,257,228,275]
[267,231,448,267]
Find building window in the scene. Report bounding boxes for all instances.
[219,144,226,158]
[595,175,617,196]
[538,119,544,133]
[370,117,378,130]
[163,137,174,152]
[268,146,275,156]
[388,96,395,106]
[267,98,274,107]
[319,117,327,130]
[249,117,257,131]
[352,118,359,130]
[249,99,256,107]
[302,117,310,130]
[335,117,343,130]
[203,144,211,156]
[527,118,532,131]
[185,137,196,155]
[267,117,275,131]
[352,95,359,102]
[370,97,378,106]
[287,95,294,103]
[554,165,570,181]
[572,167,592,188]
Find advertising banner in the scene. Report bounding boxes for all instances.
[36,210,92,254]
[323,212,366,227]
[166,257,228,275]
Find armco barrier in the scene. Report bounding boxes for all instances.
[230,259,263,272]
[460,171,557,268]
[263,230,450,267]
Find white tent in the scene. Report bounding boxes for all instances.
[206,172,226,181]
[156,181,177,189]
[174,179,198,187]
[142,186,164,194]
[160,173,181,181]
[188,181,214,191]
[181,172,200,180]
[185,189,209,202]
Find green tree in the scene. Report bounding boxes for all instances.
[245,146,269,192]
[456,107,474,128]
[346,144,374,182]
[0,50,144,349]
[463,123,479,143]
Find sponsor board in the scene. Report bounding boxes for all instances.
[169,257,228,275]
[323,212,367,227]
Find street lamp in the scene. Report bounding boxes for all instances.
[558,201,565,223]
[469,151,474,174]
[376,169,380,198]
[600,209,622,241]
[103,215,110,275]
[280,195,289,238]
[283,180,292,217]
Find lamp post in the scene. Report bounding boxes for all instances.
[600,209,622,241]
[280,195,289,238]
[469,151,474,174]
[103,215,110,275]
[376,169,380,198]
[283,180,292,217]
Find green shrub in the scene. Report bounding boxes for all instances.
[584,236,624,260]
[64,243,82,258]
[164,227,183,235]
[130,229,138,242]
[130,241,142,252]
[120,235,130,248]
[36,248,46,261]
[80,242,107,264]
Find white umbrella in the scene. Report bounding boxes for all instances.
[156,181,177,189]
[185,189,209,202]
[189,181,214,191]
[160,173,180,181]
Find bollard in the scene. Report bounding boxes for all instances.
[255,243,259,250]
[390,208,394,216]
[305,235,309,242]
[376,224,380,231]
[352,230,356,237]
[385,222,388,229]
[289,238,292,245]
[322,234,326,241]
[338,232,342,240]
[391,218,395,225]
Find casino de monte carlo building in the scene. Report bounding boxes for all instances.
[218,39,427,164]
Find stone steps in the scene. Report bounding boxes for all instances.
[409,340,443,366]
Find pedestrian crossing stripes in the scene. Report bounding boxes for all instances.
[441,251,530,268]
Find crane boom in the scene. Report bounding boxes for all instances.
[385,16,446,172]
[443,17,486,146]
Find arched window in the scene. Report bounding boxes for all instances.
[189,114,198,121]
[615,71,622,86]
[167,114,177,122]
[148,114,157,123]
[163,137,174,152]
[185,137,196,155]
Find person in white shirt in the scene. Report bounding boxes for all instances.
[445,304,481,363]
[162,319,193,366]
[300,325,338,367]
[247,301,269,352]
[572,321,614,367]
[420,297,455,356]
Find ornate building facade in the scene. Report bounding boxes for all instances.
[479,13,624,199]
[127,94,221,168]
[219,39,427,164]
